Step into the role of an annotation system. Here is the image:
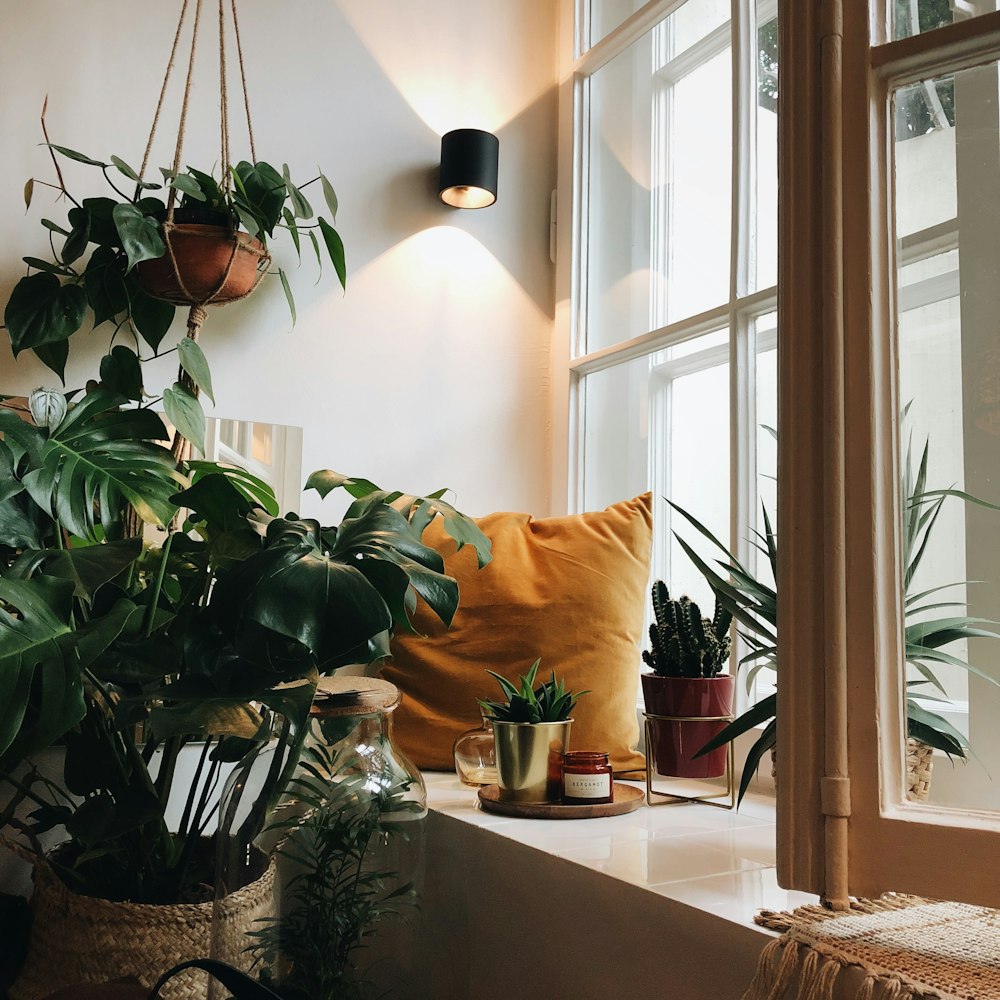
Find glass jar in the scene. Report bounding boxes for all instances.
[452,708,497,787]
[217,676,426,1000]
[561,751,614,805]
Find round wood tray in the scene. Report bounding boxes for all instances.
[477,782,644,819]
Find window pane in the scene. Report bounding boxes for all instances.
[892,61,1000,810]
[661,45,733,323]
[754,9,779,291]
[667,362,730,612]
[582,357,651,512]
[586,27,655,352]
[668,0,729,54]
[585,2,732,352]
[892,0,998,41]
[589,0,647,49]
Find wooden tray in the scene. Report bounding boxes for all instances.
[477,782,644,819]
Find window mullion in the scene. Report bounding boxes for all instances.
[732,0,755,301]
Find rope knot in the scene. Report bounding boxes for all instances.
[187,304,208,330]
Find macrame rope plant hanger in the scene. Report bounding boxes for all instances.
[137,0,270,463]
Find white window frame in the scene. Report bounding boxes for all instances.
[555,0,779,628]
[778,0,1000,908]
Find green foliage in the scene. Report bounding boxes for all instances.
[676,432,1000,803]
[249,741,418,1000]
[479,658,588,724]
[642,581,732,678]
[0,386,490,900]
[6,125,349,465]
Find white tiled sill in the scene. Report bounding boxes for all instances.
[424,772,815,930]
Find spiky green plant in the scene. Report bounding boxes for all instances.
[642,582,732,678]
[248,740,419,1000]
[674,432,1000,803]
[479,658,588,724]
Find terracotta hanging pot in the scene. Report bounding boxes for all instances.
[136,209,269,307]
[642,674,735,779]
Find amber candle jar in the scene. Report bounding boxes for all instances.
[561,751,614,805]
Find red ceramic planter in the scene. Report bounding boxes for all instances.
[641,674,735,779]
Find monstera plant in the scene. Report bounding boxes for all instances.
[0,390,491,903]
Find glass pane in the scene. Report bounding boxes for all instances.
[892,60,1000,810]
[589,0,647,49]
[661,46,733,324]
[585,3,732,352]
[668,0,729,55]
[892,0,999,41]
[662,343,731,615]
[582,357,652,512]
[754,9,779,291]
[586,26,655,352]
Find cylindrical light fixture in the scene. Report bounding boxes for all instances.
[439,128,499,209]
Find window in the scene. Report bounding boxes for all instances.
[558,0,779,719]
[561,0,1000,909]
[778,1,1000,907]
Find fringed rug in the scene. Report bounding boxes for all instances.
[744,894,1000,1000]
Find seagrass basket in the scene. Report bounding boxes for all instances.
[9,856,275,1000]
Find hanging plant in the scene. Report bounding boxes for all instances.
[3,0,346,459]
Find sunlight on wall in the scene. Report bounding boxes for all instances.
[338,0,556,136]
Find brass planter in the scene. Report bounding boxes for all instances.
[493,720,573,803]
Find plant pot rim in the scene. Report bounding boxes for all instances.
[642,672,734,680]
[490,718,574,727]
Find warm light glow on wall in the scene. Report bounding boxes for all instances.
[339,1,553,135]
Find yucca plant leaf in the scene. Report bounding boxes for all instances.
[694,693,776,759]
[737,719,777,804]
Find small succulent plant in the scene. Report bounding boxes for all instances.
[642,581,733,678]
[479,658,588,724]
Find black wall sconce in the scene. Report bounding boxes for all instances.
[439,128,499,209]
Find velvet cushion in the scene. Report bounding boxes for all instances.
[382,493,652,775]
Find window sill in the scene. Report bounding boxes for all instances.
[424,772,813,930]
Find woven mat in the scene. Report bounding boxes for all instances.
[744,894,1000,1000]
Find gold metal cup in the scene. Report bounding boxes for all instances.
[493,720,573,803]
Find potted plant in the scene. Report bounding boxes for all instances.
[641,584,735,779]
[479,660,587,804]
[0,382,491,996]
[6,107,346,454]
[674,433,1000,804]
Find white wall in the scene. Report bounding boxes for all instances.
[0,0,558,519]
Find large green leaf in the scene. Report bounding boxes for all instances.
[21,390,184,540]
[84,246,129,326]
[211,516,394,669]
[113,203,165,272]
[233,161,286,237]
[317,217,347,290]
[163,382,206,454]
[4,273,86,355]
[0,576,81,770]
[40,538,143,601]
[126,276,175,351]
[100,346,143,400]
[177,338,215,404]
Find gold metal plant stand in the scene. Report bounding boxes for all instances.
[643,712,737,810]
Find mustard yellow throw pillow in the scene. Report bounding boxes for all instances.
[382,493,652,774]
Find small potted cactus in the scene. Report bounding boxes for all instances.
[641,582,736,779]
[480,659,588,804]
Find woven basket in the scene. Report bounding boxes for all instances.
[769,738,932,801]
[9,856,275,1000]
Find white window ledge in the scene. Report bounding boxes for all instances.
[412,774,815,1000]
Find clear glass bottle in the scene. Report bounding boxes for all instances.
[452,708,497,787]
[217,677,426,1000]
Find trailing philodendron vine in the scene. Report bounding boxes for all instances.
[642,582,732,678]
[4,106,347,454]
